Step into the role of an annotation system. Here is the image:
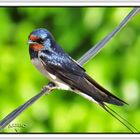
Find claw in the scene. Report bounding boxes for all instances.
[42,82,56,93]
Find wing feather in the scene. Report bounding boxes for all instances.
[39,51,127,106]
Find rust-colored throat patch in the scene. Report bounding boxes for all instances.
[29,34,44,51]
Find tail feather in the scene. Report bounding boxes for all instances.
[84,74,128,106]
[99,102,139,133]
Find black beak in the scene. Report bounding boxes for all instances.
[27,39,36,44]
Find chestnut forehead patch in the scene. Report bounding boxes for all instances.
[29,35,40,41]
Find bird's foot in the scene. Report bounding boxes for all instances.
[42,82,56,94]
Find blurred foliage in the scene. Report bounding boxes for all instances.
[0,7,140,133]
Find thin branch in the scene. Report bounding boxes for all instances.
[0,7,140,131]
[0,82,56,130]
[78,7,140,65]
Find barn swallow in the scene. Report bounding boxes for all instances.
[26,28,140,132]
[28,28,127,107]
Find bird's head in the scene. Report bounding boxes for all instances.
[28,28,55,52]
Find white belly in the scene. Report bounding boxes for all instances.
[32,58,97,104]
[31,58,70,90]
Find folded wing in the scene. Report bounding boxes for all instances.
[39,50,127,106]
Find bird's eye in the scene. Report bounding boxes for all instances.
[36,38,44,44]
[29,35,44,44]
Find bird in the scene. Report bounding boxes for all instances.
[28,28,126,106]
[27,28,137,132]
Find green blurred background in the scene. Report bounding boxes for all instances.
[0,7,140,133]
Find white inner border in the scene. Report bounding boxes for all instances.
[0,134,140,139]
[0,0,140,6]
[0,1,140,139]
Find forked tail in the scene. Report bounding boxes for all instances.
[99,103,139,133]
